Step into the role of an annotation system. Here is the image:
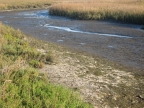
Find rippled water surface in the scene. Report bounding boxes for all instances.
[18,10,133,38]
[0,9,144,72]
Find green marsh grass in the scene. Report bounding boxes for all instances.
[0,22,92,108]
[0,68,92,108]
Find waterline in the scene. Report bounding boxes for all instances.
[44,24,132,38]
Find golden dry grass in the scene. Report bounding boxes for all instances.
[0,0,62,4]
[0,0,67,10]
[49,0,144,24]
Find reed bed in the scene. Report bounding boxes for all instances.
[49,0,144,25]
[0,0,65,10]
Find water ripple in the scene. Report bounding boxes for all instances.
[44,24,132,38]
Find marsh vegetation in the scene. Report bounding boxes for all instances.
[0,0,66,10]
[49,0,144,24]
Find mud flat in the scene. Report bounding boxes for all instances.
[0,9,144,74]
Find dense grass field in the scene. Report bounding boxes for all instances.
[49,0,144,25]
[0,0,66,10]
[0,22,92,108]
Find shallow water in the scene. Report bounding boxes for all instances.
[0,9,144,72]
[19,10,132,38]
[44,24,132,38]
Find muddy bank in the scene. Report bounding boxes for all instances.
[0,9,144,74]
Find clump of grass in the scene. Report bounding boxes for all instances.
[49,0,144,25]
[29,60,44,68]
[87,67,103,76]
[45,51,55,64]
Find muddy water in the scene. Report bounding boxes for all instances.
[0,9,144,73]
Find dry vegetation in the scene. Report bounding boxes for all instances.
[49,0,144,24]
[0,0,66,10]
[1,0,143,24]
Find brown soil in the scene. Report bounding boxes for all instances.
[37,47,144,108]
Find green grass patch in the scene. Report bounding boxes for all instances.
[0,22,92,107]
[0,68,92,108]
[0,23,54,67]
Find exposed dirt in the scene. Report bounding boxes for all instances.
[38,47,144,108]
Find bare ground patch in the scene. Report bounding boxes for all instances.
[39,48,144,108]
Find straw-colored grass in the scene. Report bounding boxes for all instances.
[49,0,144,24]
[0,0,66,10]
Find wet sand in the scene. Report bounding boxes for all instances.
[0,9,144,74]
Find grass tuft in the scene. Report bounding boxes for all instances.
[29,60,44,68]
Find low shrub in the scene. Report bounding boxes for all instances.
[29,60,44,68]
[45,51,54,64]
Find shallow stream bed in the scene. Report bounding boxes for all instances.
[0,9,144,74]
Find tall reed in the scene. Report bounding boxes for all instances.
[49,0,144,25]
